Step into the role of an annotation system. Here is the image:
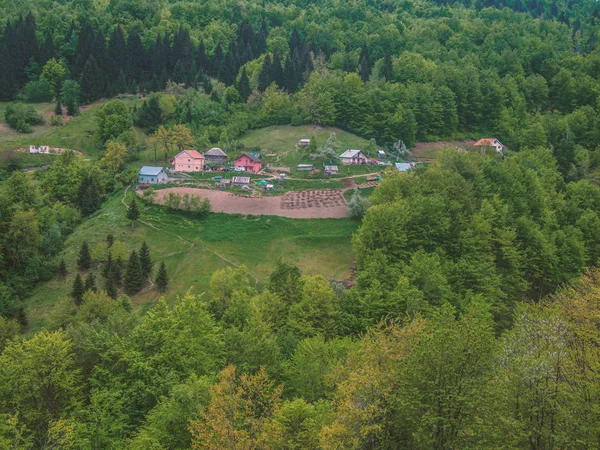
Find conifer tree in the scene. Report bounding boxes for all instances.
[71,273,84,306]
[84,272,97,293]
[126,197,140,227]
[57,258,68,279]
[80,56,104,103]
[271,50,283,87]
[124,250,143,294]
[237,67,251,101]
[358,42,371,81]
[107,234,114,247]
[102,251,113,279]
[139,241,153,279]
[77,241,91,271]
[258,54,272,91]
[173,60,187,84]
[382,52,393,81]
[116,70,127,94]
[54,99,62,117]
[155,261,169,293]
[105,271,118,299]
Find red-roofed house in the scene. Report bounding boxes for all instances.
[235,153,262,173]
[173,150,205,172]
[474,138,504,153]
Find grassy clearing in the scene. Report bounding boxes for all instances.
[26,189,358,332]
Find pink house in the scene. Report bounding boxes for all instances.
[173,150,205,172]
[234,153,262,173]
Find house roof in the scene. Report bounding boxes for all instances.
[474,138,500,146]
[175,150,204,159]
[340,149,364,159]
[205,147,227,157]
[236,153,261,163]
[139,166,166,176]
[395,163,414,172]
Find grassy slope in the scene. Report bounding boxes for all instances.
[26,189,359,332]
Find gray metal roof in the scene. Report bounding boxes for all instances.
[394,163,414,172]
[340,149,364,158]
[205,147,227,157]
[139,166,166,176]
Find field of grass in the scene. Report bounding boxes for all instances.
[25,189,359,332]
[238,125,382,177]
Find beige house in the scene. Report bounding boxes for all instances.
[173,150,205,172]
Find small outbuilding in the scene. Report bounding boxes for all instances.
[232,176,251,186]
[324,165,338,175]
[340,149,368,165]
[394,162,415,172]
[138,166,170,184]
[299,139,311,147]
[296,164,313,171]
[377,150,386,158]
[204,147,228,165]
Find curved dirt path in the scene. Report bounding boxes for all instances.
[143,187,350,219]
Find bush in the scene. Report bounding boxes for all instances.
[21,79,54,102]
[50,115,64,127]
[4,103,44,133]
[348,189,370,218]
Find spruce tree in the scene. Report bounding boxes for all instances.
[57,258,68,279]
[124,250,143,294]
[358,42,371,82]
[105,271,118,299]
[126,197,140,227]
[271,50,283,87]
[139,241,153,279]
[102,252,113,279]
[71,273,84,306]
[155,261,169,293]
[237,67,251,101]
[80,56,104,103]
[107,234,115,247]
[116,69,127,94]
[84,272,97,293]
[173,60,187,84]
[382,52,393,81]
[54,99,62,117]
[258,54,272,91]
[78,241,91,271]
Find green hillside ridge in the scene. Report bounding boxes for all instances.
[26,189,358,332]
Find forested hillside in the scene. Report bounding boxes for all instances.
[2,0,600,447]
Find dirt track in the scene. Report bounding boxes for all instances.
[147,188,350,219]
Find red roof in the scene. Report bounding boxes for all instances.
[474,138,498,146]
[178,150,204,159]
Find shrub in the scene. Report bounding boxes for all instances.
[50,115,64,127]
[4,103,44,133]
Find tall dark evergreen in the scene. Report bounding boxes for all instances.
[84,273,97,293]
[57,259,68,279]
[218,52,237,86]
[124,250,142,294]
[126,198,140,226]
[196,41,208,72]
[77,173,101,216]
[382,52,393,81]
[105,270,118,299]
[271,50,283,87]
[258,54,272,91]
[139,241,153,279]
[40,32,54,65]
[108,25,127,82]
[155,261,169,293]
[358,42,371,81]
[80,56,104,103]
[211,44,224,77]
[126,32,145,83]
[115,70,127,94]
[71,273,84,306]
[283,55,298,92]
[77,241,91,271]
[237,67,251,101]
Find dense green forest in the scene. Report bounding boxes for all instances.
[2,0,600,447]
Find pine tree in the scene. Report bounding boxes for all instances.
[57,258,68,279]
[173,60,187,84]
[107,234,114,247]
[203,76,213,94]
[258,54,272,91]
[105,271,118,299]
[84,272,97,293]
[80,56,104,103]
[382,52,393,81]
[126,197,140,227]
[155,261,169,293]
[124,250,143,294]
[237,67,251,101]
[139,241,153,279]
[102,252,113,279]
[115,70,127,94]
[271,50,283,87]
[358,42,371,82]
[54,100,62,117]
[71,273,84,306]
[78,241,91,271]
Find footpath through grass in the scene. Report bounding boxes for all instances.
[26,189,358,332]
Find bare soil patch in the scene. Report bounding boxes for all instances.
[147,187,350,219]
[412,140,475,160]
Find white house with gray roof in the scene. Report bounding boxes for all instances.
[138,166,169,184]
